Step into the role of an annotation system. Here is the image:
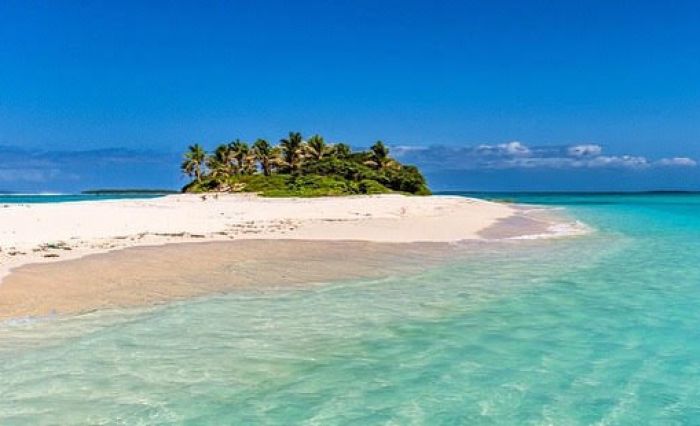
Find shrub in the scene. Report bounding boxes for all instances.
[358,179,390,194]
[383,165,431,194]
[301,158,382,182]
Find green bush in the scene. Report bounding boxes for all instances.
[301,158,382,182]
[382,165,431,194]
[358,179,390,194]
[231,174,288,192]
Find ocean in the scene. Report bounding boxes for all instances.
[0,194,166,204]
[2,193,700,424]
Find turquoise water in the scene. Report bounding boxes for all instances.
[3,193,700,424]
[0,194,167,204]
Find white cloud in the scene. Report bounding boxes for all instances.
[476,141,531,157]
[587,155,650,169]
[500,157,575,169]
[391,141,696,171]
[656,157,697,167]
[494,155,650,169]
[390,145,428,155]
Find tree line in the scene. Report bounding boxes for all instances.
[181,132,429,195]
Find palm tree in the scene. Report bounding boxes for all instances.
[330,142,351,159]
[365,140,397,171]
[182,144,207,183]
[305,134,329,161]
[241,151,257,175]
[207,144,234,182]
[280,131,305,174]
[229,139,255,175]
[253,139,280,176]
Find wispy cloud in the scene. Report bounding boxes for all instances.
[0,146,180,190]
[656,157,698,167]
[567,144,603,158]
[0,168,63,183]
[392,142,697,172]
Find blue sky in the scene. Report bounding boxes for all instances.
[1,0,699,192]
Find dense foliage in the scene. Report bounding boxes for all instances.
[181,132,430,196]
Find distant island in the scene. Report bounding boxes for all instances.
[181,132,430,196]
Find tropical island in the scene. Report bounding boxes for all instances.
[181,132,430,196]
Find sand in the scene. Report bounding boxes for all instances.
[0,194,515,280]
[0,240,461,320]
[0,194,584,320]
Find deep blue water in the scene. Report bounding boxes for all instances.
[2,193,700,424]
[0,194,167,204]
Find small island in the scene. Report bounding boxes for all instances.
[181,132,430,196]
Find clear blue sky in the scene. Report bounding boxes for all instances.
[1,0,699,191]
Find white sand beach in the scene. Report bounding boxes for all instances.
[0,194,517,282]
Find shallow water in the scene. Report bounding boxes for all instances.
[3,193,700,424]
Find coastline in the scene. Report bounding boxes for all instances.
[0,194,516,280]
[0,194,586,320]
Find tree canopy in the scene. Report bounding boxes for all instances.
[181,132,430,196]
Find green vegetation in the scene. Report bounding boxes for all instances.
[181,132,430,196]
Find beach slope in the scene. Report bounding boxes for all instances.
[0,194,515,280]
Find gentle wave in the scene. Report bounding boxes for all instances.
[507,220,593,240]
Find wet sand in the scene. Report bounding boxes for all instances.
[0,203,588,321]
[0,240,459,320]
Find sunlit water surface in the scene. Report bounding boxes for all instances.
[2,193,700,424]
